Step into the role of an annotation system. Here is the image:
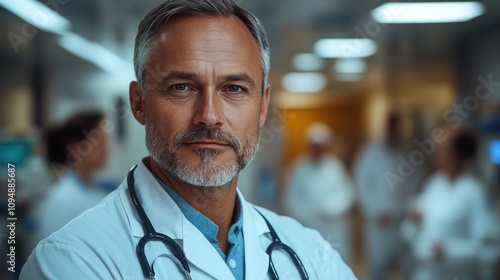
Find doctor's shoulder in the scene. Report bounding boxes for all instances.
[252,206,358,279]
[20,189,138,280]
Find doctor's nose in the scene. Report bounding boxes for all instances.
[193,88,224,128]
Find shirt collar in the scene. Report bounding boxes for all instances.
[153,175,244,248]
[228,197,243,245]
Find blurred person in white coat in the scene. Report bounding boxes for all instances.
[401,129,497,280]
[35,112,109,241]
[285,123,355,263]
[354,114,416,280]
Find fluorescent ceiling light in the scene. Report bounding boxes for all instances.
[335,58,366,74]
[314,38,378,58]
[371,2,484,23]
[58,33,132,76]
[282,72,326,93]
[292,53,324,71]
[0,0,71,34]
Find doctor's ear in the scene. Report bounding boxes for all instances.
[129,81,146,125]
[259,84,271,128]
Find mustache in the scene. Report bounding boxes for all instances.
[174,128,241,151]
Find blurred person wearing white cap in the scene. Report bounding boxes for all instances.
[284,123,355,263]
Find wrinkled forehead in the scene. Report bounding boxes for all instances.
[148,14,261,70]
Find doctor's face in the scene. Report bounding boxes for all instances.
[130,15,270,187]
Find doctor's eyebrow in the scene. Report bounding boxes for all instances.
[158,71,198,86]
[219,73,257,89]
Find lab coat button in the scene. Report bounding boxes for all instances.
[229,258,236,268]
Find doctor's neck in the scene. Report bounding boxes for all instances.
[148,157,237,254]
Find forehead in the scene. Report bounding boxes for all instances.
[147,14,261,77]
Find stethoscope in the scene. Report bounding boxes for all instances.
[127,165,309,280]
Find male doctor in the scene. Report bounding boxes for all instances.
[20,0,356,279]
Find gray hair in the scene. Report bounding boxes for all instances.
[133,0,270,92]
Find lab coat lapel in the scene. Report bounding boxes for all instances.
[183,221,236,280]
[125,162,235,279]
[126,162,184,239]
[241,193,271,280]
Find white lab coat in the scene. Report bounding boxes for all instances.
[284,155,355,262]
[401,171,492,280]
[353,141,417,278]
[35,172,107,242]
[20,161,356,279]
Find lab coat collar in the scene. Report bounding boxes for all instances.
[241,194,272,280]
[125,161,185,239]
[122,160,272,279]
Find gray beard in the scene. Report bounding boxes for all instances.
[145,119,259,187]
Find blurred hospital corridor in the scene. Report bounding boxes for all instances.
[1,0,500,279]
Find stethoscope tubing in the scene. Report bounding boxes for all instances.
[128,165,191,279]
[127,164,308,280]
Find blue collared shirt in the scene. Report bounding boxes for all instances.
[155,178,245,279]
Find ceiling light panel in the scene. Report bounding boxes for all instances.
[292,53,324,71]
[282,72,327,93]
[0,0,71,34]
[314,38,378,58]
[371,2,484,24]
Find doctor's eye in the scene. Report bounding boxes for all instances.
[171,84,190,91]
[226,85,245,94]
